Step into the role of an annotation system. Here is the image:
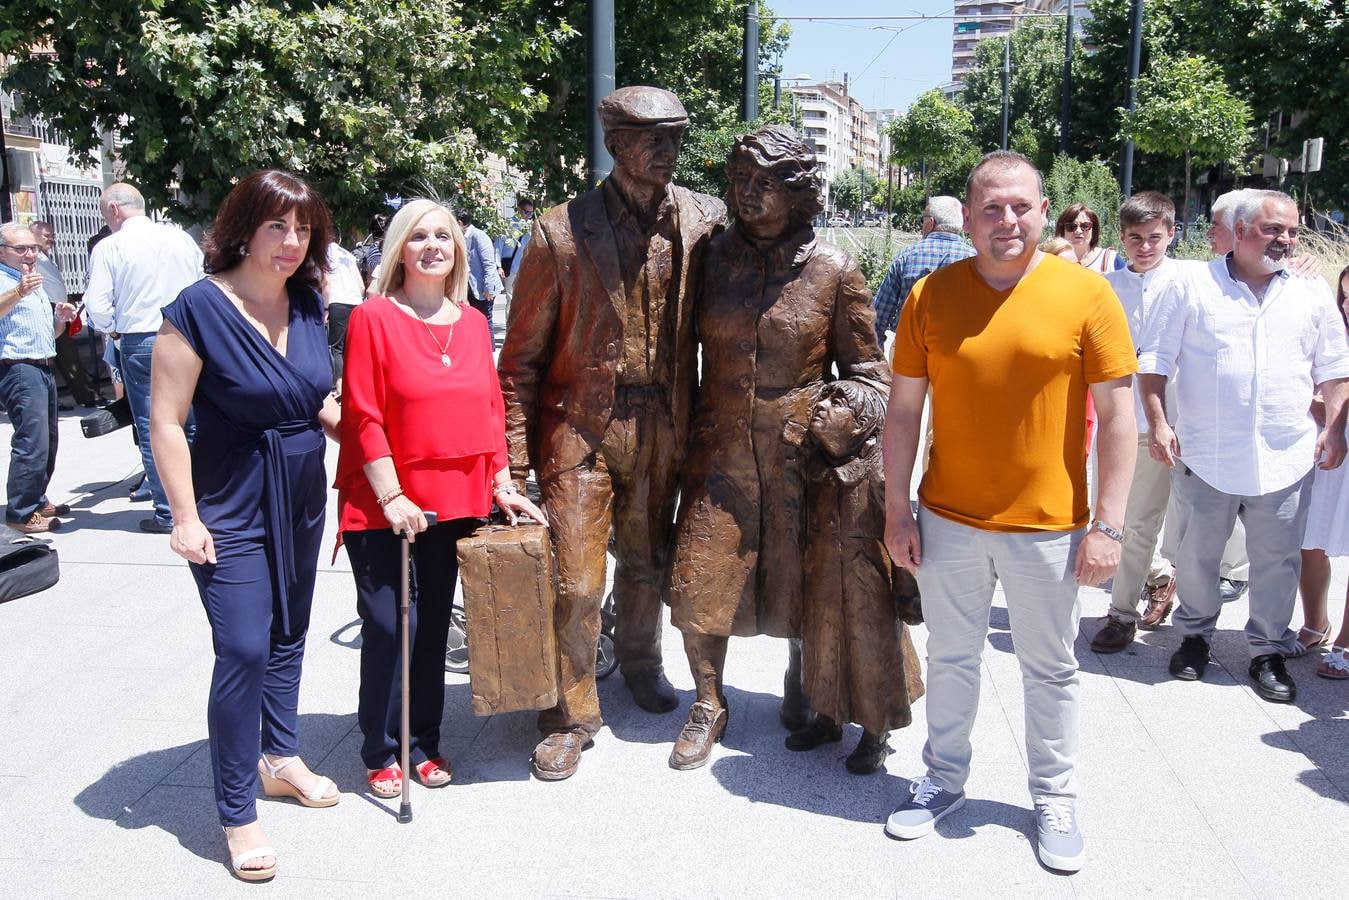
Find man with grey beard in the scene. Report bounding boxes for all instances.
[1139,190,1349,703]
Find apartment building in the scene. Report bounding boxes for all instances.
[786,80,884,198]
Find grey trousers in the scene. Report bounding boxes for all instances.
[914,508,1083,802]
[1168,466,1310,657]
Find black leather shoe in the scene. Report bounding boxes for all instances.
[1249,653,1296,703]
[1169,635,1210,681]
[138,517,173,534]
[625,668,678,714]
[785,717,843,752]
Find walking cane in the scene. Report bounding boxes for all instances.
[397,511,437,824]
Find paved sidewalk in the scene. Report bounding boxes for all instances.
[2,354,1347,897]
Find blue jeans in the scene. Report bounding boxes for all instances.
[120,331,194,524]
[0,361,58,523]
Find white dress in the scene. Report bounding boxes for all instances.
[1302,420,1349,555]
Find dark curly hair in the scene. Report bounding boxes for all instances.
[202,170,333,290]
[725,125,824,231]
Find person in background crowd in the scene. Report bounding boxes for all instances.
[0,222,77,533]
[883,151,1137,872]
[494,198,534,295]
[1139,189,1349,703]
[84,182,205,534]
[1038,237,1078,261]
[336,198,543,800]
[455,209,504,325]
[1090,192,1185,653]
[1056,203,1120,273]
[352,208,392,288]
[871,196,974,345]
[1297,264,1349,677]
[151,170,343,882]
[322,239,365,390]
[31,220,100,408]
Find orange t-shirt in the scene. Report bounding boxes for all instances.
[892,254,1136,532]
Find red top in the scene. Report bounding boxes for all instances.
[336,295,508,535]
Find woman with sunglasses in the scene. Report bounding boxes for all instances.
[1055,204,1119,273]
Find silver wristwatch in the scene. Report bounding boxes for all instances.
[1091,519,1125,543]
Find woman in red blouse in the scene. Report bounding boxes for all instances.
[336,198,545,798]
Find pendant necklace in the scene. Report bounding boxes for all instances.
[417,310,454,367]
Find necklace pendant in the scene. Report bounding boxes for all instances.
[441,353,451,367]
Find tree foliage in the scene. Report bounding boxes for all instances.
[958,20,1084,171]
[1043,154,1124,249]
[1120,54,1252,224]
[829,167,878,216]
[0,1,565,227]
[887,89,975,196]
[672,84,796,200]
[513,0,790,200]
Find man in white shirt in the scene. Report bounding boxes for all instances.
[84,183,204,533]
[322,240,365,385]
[1090,192,1184,652]
[1139,189,1349,703]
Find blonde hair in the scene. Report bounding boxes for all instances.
[1039,236,1074,256]
[373,198,470,305]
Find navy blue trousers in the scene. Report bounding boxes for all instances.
[345,519,473,771]
[193,527,321,827]
[0,360,57,523]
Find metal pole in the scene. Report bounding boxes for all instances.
[0,120,12,222]
[1000,33,1010,151]
[773,74,782,109]
[1121,0,1144,197]
[1060,4,1074,154]
[743,2,760,122]
[586,0,615,184]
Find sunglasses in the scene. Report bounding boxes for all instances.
[1064,222,1093,233]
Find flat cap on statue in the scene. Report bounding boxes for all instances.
[598,86,690,131]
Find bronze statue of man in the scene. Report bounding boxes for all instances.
[498,86,726,781]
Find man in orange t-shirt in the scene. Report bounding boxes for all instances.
[880,151,1137,873]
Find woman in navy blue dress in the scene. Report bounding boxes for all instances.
[150,170,341,882]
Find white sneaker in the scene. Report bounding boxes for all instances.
[885,776,966,839]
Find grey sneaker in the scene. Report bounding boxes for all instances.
[1035,800,1085,872]
[885,776,965,839]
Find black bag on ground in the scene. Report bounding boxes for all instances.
[0,537,59,602]
[80,397,134,438]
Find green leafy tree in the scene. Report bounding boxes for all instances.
[513,0,791,200]
[0,1,564,227]
[959,20,1085,170]
[829,167,878,217]
[672,83,797,200]
[1043,154,1124,249]
[1119,54,1252,229]
[887,89,975,197]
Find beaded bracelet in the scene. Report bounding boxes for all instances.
[493,482,519,497]
[376,487,404,507]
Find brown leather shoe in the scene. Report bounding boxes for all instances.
[39,502,70,518]
[7,513,58,534]
[1090,615,1137,653]
[669,700,728,771]
[530,730,593,782]
[625,668,678,714]
[1138,577,1178,630]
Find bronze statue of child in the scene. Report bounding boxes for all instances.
[791,378,926,774]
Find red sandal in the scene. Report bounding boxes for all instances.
[414,757,453,788]
[367,765,403,799]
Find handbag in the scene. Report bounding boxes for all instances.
[80,397,134,438]
[0,536,60,603]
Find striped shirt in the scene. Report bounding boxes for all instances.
[0,262,55,360]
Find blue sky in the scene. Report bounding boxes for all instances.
[770,1,958,112]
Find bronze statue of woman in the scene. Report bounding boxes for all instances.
[666,125,922,772]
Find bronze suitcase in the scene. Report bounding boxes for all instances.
[455,522,559,716]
